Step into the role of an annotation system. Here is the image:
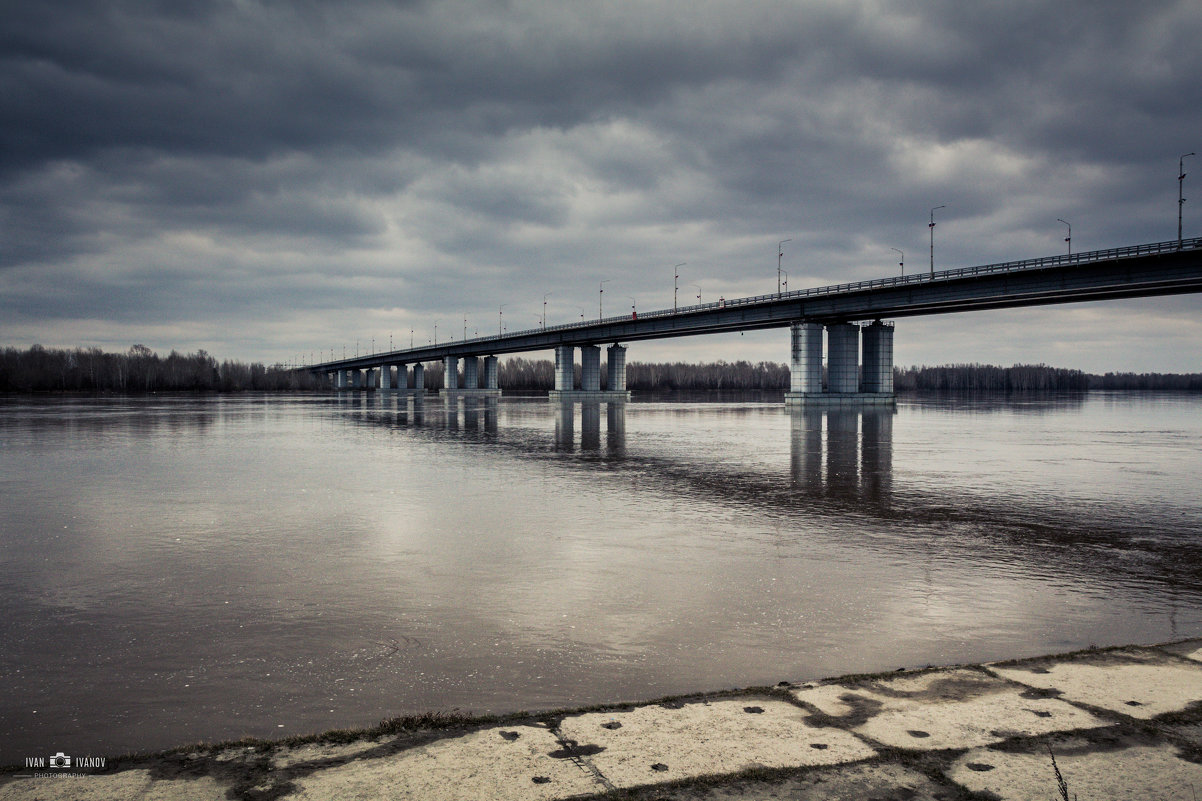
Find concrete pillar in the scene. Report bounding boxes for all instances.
[366,368,378,389]
[790,322,824,393]
[352,369,363,389]
[860,321,894,394]
[581,346,601,391]
[396,364,409,390]
[483,356,499,389]
[335,371,346,390]
[826,323,859,393]
[462,357,479,389]
[606,345,627,391]
[554,345,574,391]
[380,364,392,390]
[443,356,458,390]
[412,363,425,390]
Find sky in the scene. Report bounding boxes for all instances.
[2,0,1200,373]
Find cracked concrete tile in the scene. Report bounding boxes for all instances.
[947,739,1202,800]
[286,724,600,800]
[991,650,1202,719]
[794,668,1107,750]
[0,770,227,801]
[556,697,875,789]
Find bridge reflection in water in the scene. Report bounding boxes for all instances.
[790,408,894,504]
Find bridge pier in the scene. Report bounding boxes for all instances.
[439,354,501,397]
[548,344,631,401]
[785,320,895,407]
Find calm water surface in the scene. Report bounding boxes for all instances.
[2,391,1201,761]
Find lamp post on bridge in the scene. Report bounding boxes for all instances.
[777,239,791,295]
[674,262,686,311]
[1058,219,1072,256]
[498,304,506,336]
[929,205,946,276]
[781,269,788,293]
[542,293,552,329]
[692,284,702,304]
[628,296,637,319]
[599,280,610,320]
[1181,152,1195,250]
[891,248,904,275]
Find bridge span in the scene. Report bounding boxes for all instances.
[310,237,1202,405]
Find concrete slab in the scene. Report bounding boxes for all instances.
[286,724,600,801]
[555,697,876,789]
[794,668,1108,750]
[0,769,226,801]
[990,649,1202,719]
[947,736,1202,801]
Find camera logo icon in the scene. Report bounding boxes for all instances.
[48,752,71,769]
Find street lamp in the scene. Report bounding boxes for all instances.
[433,322,437,344]
[891,248,904,275]
[929,205,946,276]
[627,296,637,317]
[781,269,788,293]
[543,292,552,328]
[410,328,414,348]
[674,262,686,311]
[599,280,610,320]
[498,304,507,336]
[463,314,467,341]
[692,284,702,304]
[1057,219,1072,256]
[777,239,792,295]
[1181,152,1195,249]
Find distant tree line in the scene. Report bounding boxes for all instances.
[0,344,322,392]
[893,363,1091,392]
[4,345,1201,393]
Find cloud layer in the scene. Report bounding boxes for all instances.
[2,0,1200,370]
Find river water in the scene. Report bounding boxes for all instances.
[2,391,1201,762]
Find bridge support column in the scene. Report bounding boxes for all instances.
[443,356,458,391]
[553,345,574,391]
[827,323,859,393]
[789,322,824,393]
[396,364,409,390]
[412,363,425,391]
[352,369,363,389]
[581,346,601,391]
[380,364,392,390]
[860,321,894,394]
[463,357,479,389]
[607,345,627,392]
[484,356,499,390]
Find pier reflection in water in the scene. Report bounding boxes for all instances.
[790,408,893,504]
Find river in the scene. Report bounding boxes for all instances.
[1,391,1200,761]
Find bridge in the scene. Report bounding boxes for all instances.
[310,237,1202,405]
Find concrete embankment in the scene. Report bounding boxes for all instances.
[4,639,1202,800]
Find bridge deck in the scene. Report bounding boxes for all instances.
[311,237,1202,372]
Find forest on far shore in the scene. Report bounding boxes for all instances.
[3,344,1202,393]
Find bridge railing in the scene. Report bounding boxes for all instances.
[495,236,1202,339]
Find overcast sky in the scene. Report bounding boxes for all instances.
[2,0,1200,371]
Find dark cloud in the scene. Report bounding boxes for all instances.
[1,0,1200,367]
